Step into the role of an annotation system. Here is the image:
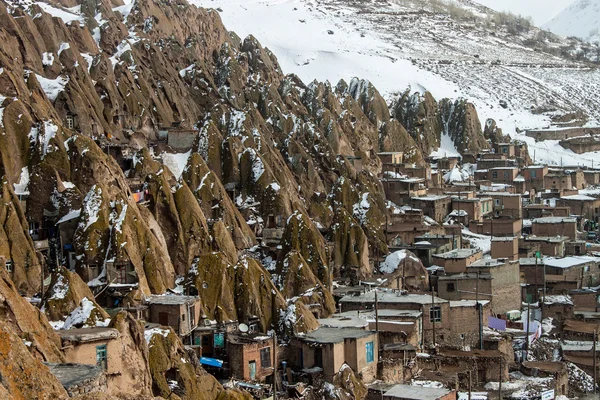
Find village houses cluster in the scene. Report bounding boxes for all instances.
[6,128,600,400]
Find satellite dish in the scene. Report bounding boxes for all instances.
[239,323,249,333]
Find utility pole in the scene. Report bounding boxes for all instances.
[431,287,436,349]
[525,302,531,360]
[594,329,597,395]
[498,356,503,400]
[375,289,379,335]
[476,271,483,350]
[468,370,472,400]
[271,294,278,400]
[534,255,538,303]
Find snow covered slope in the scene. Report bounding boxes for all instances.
[192,0,600,166]
[543,0,600,42]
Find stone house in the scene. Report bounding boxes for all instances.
[145,295,201,341]
[291,327,378,383]
[410,196,452,223]
[491,236,518,261]
[532,217,578,239]
[227,333,274,382]
[46,363,107,398]
[447,300,491,348]
[386,209,445,247]
[432,248,482,274]
[163,127,199,152]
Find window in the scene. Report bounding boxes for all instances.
[446,283,455,292]
[429,306,442,322]
[4,260,12,273]
[494,199,501,207]
[502,147,507,153]
[531,170,537,178]
[96,345,107,370]
[492,171,498,179]
[504,171,509,179]
[260,347,271,368]
[214,332,225,348]
[366,341,374,363]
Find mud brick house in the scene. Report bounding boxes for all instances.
[487,167,519,185]
[386,208,445,246]
[418,348,509,388]
[522,165,549,191]
[566,240,588,256]
[497,143,516,158]
[477,153,509,169]
[447,300,491,348]
[291,327,378,383]
[532,217,578,239]
[584,170,600,186]
[491,236,518,260]
[468,216,522,237]
[379,152,404,166]
[451,197,492,223]
[382,177,427,206]
[381,384,456,400]
[437,258,521,314]
[432,248,482,274]
[523,204,571,219]
[560,336,600,376]
[521,362,569,398]
[557,194,600,220]
[56,327,133,393]
[410,195,452,223]
[227,333,274,382]
[479,192,522,219]
[544,170,573,191]
[544,256,600,289]
[569,288,599,311]
[377,344,418,384]
[542,295,574,323]
[339,291,450,347]
[522,235,567,257]
[145,295,201,340]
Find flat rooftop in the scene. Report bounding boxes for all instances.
[411,195,450,201]
[533,217,577,224]
[318,316,368,329]
[300,327,375,344]
[340,291,448,305]
[545,256,600,269]
[433,248,481,259]
[524,235,568,243]
[57,328,118,344]
[383,384,453,400]
[469,259,506,268]
[45,363,103,389]
[144,294,198,305]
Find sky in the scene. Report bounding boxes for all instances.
[473,0,576,26]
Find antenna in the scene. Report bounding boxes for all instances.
[239,323,249,333]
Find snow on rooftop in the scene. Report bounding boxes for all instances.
[380,250,420,274]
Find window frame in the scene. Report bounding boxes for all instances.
[366,341,374,364]
[96,344,108,370]
[429,305,442,323]
[260,347,272,369]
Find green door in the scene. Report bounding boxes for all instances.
[249,361,256,381]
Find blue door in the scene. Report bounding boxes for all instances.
[249,361,256,381]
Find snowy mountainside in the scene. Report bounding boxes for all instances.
[191,0,600,166]
[544,0,600,42]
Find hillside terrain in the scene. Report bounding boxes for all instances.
[544,0,600,42]
[193,0,600,166]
